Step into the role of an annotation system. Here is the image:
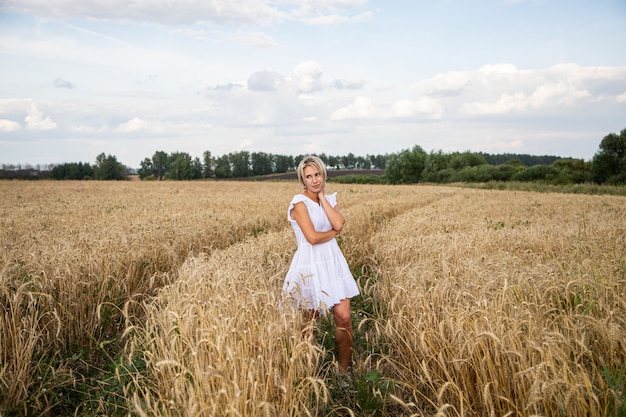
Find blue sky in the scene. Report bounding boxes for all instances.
[1,0,625,168]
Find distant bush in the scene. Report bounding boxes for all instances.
[452,165,499,183]
[511,165,563,183]
[329,174,388,184]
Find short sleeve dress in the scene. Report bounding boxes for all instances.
[282,192,360,313]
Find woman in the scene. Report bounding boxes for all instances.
[282,155,360,374]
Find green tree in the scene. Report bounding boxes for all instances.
[422,150,453,182]
[152,151,168,180]
[449,151,486,170]
[214,154,232,178]
[230,151,250,178]
[368,154,389,170]
[94,153,125,180]
[138,158,154,180]
[191,157,203,180]
[453,165,498,182]
[342,152,357,169]
[51,162,94,180]
[552,158,590,184]
[356,156,371,169]
[385,145,427,184]
[325,154,341,169]
[167,152,193,180]
[50,164,67,180]
[590,129,626,184]
[251,152,273,176]
[273,154,293,173]
[511,165,563,183]
[493,160,525,181]
[202,151,213,178]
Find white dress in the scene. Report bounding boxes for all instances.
[282,192,360,313]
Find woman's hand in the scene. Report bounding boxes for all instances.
[317,181,327,200]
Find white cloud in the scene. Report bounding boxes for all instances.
[330,96,373,120]
[461,92,528,115]
[412,64,528,98]
[248,70,284,91]
[531,82,591,107]
[1,0,371,27]
[330,96,443,121]
[292,61,325,93]
[297,94,324,106]
[0,119,21,132]
[238,139,253,149]
[70,124,107,133]
[223,31,283,49]
[476,63,520,76]
[252,116,268,125]
[334,79,365,90]
[25,104,58,131]
[54,78,74,89]
[306,11,373,25]
[389,98,443,119]
[411,63,626,117]
[412,71,472,95]
[293,0,368,15]
[203,61,362,101]
[461,81,592,116]
[617,92,626,103]
[202,82,247,93]
[114,117,165,134]
[1,0,284,26]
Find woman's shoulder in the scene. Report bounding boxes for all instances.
[290,194,309,205]
[289,192,338,206]
[288,194,311,221]
[289,194,312,211]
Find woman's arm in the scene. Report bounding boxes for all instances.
[291,202,339,244]
[319,192,345,232]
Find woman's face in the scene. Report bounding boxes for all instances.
[302,165,323,192]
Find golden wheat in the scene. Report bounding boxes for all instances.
[369,189,626,416]
[1,181,624,416]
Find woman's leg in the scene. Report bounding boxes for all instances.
[332,298,354,373]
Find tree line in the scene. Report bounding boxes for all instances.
[135,151,389,180]
[0,153,127,180]
[2,128,624,185]
[50,153,126,180]
[384,128,625,185]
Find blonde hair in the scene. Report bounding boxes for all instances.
[297,155,327,189]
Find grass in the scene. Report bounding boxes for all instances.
[457,180,626,196]
[1,180,625,416]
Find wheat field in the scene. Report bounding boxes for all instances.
[0,180,624,416]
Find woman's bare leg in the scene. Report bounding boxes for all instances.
[332,298,354,373]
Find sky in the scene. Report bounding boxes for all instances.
[1,0,625,169]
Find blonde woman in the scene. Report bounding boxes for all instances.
[282,155,359,375]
